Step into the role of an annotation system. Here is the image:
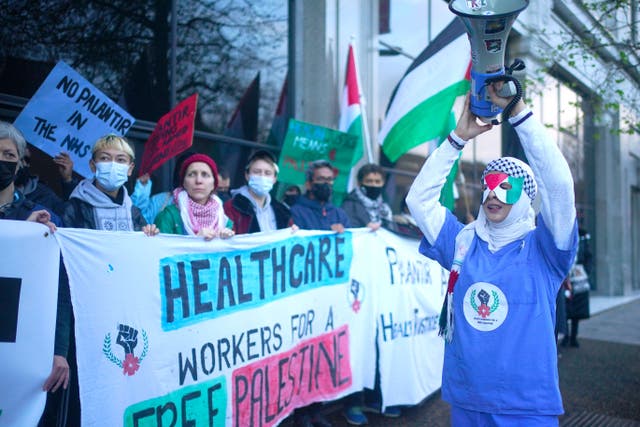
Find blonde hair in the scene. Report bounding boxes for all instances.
[92,134,135,161]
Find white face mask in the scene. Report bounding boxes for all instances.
[95,161,130,191]
[248,175,274,197]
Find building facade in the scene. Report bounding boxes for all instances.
[289,0,640,296]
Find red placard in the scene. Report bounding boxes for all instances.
[139,93,198,176]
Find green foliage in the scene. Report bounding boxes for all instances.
[525,0,639,136]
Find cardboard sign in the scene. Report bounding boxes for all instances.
[277,119,357,204]
[13,61,135,178]
[139,93,198,176]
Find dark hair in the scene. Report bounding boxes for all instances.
[304,159,333,182]
[357,163,386,183]
[217,165,231,180]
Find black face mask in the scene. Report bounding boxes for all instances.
[283,194,299,206]
[361,185,383,200]
[311,183,332,202]
[14,166,31,187]
[0,160,18,191]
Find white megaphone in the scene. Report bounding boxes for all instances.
[449,0,529,123]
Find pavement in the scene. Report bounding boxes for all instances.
[286,293,640,426]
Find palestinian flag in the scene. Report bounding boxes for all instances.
[339,43,364,165]
[379,18,471,163]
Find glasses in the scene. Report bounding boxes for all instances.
[313,177,334,184]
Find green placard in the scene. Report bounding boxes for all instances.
[277,119,358,205]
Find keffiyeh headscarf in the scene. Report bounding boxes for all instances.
[354,186,392,223]
[173,188,223,235]
[439,156,537,342]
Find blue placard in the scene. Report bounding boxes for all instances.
[13,61,135,178]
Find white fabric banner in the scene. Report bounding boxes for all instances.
[371,229,447,409]
[2,224,447,426]
[56,228,384,427]
[0,221,59,427]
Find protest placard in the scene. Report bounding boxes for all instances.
[138,93,198,176]
[277,119,358,204]
[13,61,135,178]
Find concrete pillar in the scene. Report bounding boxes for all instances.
[585,102,625,295]
[289,0,337,128]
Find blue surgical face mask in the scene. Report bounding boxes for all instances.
[248,175,274,197]
[95,161,130,191]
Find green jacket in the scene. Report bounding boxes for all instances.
[154,203,186,235]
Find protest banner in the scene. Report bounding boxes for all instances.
[276,119,358,205]
[372,229,447,408]
[13,61,135,178]
[4,224,446,425]
[138,94,198,176]
[0,221,59,426]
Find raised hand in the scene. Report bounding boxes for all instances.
[53,152,74,183]
[487,83,526,117]
[453,92,493,141]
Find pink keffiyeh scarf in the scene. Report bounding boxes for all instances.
[173,188,221,235]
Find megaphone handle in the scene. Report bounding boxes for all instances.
[484,75,523,125]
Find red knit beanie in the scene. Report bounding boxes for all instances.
[179,153,219,190]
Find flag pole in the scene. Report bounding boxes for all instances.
[350,37,374,164]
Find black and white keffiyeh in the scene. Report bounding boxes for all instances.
[481,157,537,201]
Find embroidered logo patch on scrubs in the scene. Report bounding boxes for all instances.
[462,282,508,331]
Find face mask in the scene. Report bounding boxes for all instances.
[311,182,332,202]
[361,185,382,200]
[283,194,298,206]
[95,161,130,192]
[0,160,18,191]
[248,175,274,197]
[482,173,524,204]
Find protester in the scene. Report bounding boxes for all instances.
[0,121,70,426]
[342,163,392,231]
[154,153,234,240]
[290,159,350,427]
[290,159,350,233]
[406,87,578,425]
[62,134,156,234]
[130,150,197,224]
[130,172,172,224]
[60,133,158,424]
[215,165,232,202]
[14,146,67,217]
[340,163,400,424]
[387,196,423,239]
[282,184,301,208]
[223,150,292,234]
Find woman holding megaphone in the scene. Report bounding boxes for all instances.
[407,84,578,426]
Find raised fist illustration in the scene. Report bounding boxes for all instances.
[116,324,138,355]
